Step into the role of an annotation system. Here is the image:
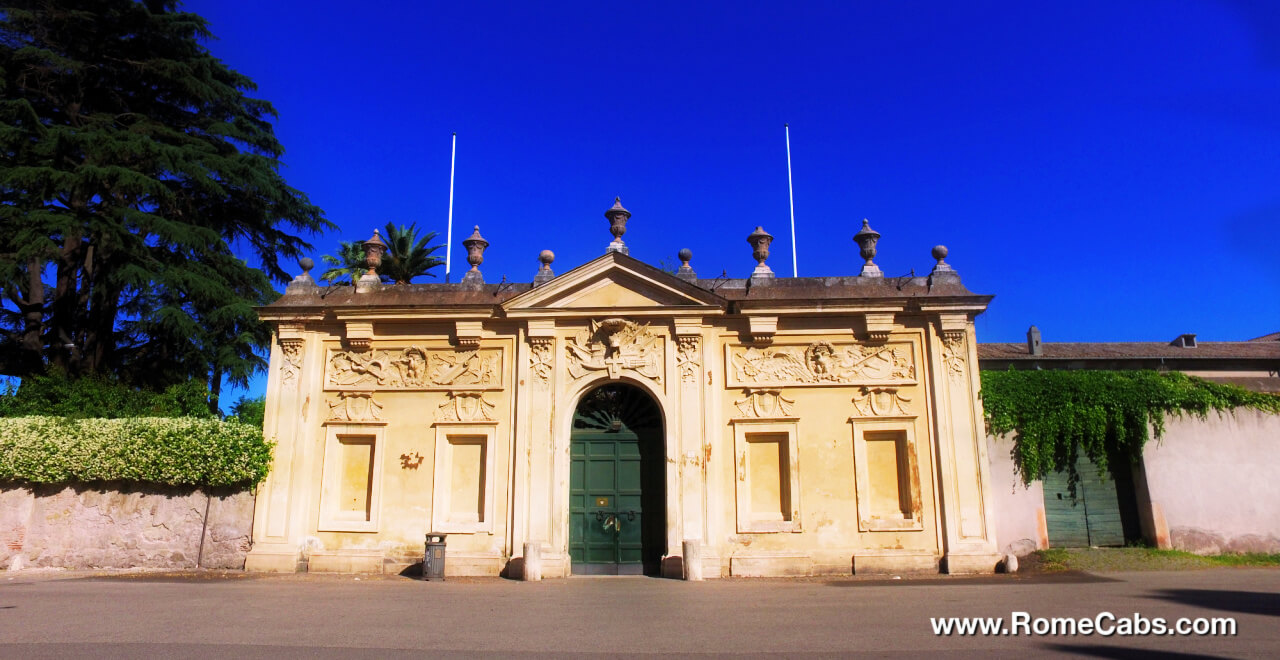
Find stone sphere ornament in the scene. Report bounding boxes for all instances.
[289,256,317,288]
[676,248,696,280]
[533,249,556,285]
[930,244,954,276]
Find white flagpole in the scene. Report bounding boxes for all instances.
[445,132,457,283]
[785,123,798,277]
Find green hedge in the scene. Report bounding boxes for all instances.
[0,417,273,488]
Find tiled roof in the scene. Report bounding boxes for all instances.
[978,341,1280,361]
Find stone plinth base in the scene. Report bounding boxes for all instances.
[853,552,939,574]
[730,554,813,577]
[308,549,384,573]
[942,552,1002,574]
[443,552,505,576]
[244,546,304,573]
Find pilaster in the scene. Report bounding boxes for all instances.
[523,320,557,569]
[673,318,706,545]
[926,312,1000,573]
[246,322,314,572]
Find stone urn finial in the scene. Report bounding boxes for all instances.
[461,225,488,284]
[853,219,882,278]
[357,230,388,291]
[363,230,388,276]
[605,197,631,255]
[747,226,775,279]
[534,249,556,286]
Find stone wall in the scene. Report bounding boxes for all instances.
[1136,408,1280,554]
[986,433,1047,557]
[988,408,1280,556]
[1,483,255,570]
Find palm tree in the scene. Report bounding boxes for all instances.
[319,241,366,285]
[380,222,445,284]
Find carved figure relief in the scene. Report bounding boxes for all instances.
[435,391,497,422]
[564,318,663,383]
[676,336,701,383]
[851,386,912,417]
[280,341,302,388]
[727,341,915,387]
[941,335,966,381]
[529,339,553,386]
[325,346,501,390]
[734,389,795,418]
[326,391,383,422]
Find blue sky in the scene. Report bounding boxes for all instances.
[183,0,1280,405]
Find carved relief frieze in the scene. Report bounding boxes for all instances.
[434,390,497,422]
[280,340,303,388]
[941,335,966,381]
[529,338,554,386]
[726,341,915,387]
[676,336,701,383]
[733,389,795,418]
[564,318,663,383]
[851,386,913,417]
[325,346,502,390]
[326,391,383,422]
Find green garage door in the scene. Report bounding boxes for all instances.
[569,384,664,575]
[1043,454,1126,548]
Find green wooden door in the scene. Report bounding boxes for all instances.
[1043,454,1126,548]
[569,384,663,575]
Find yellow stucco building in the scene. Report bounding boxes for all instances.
[246,200,1003,577]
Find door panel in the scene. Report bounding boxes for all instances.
[1043,454,1127,548]
[568,384,664,575]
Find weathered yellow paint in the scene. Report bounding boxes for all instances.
[338,437,373,515]
[747,433,788,521]
[248,249,1002,576]
[448,437,486,522]
[864,432,905,520]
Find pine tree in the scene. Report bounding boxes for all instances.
[0,1,331,396]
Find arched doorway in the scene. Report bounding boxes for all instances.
[569,383,666,575]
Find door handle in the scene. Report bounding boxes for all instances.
[595,510,606,522]
[625,510,636,521]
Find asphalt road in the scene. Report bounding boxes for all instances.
[1,568,1277,658]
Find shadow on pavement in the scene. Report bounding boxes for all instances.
[1148,588,1280,617]
[1043,644,1233,659]
[825,571,1119,587]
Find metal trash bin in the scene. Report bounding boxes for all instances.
[423,533,447,581]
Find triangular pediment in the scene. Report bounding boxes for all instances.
[501,252,726,318]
